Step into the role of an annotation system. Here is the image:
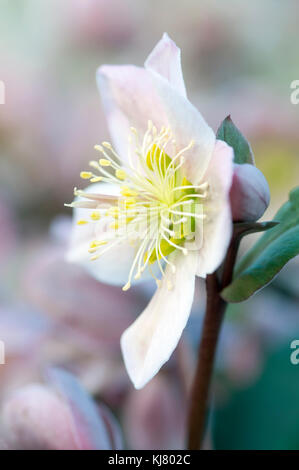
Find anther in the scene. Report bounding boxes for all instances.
[90,177,103,183]
[90,240,108,248]
[80,171,92,180]
[99,159,111,167]
[121,187,138,198]
[90,211,101,221]
[102,142,112,149]
[90,254,100,261]
[89,160,100,169]
[115,169,126,180]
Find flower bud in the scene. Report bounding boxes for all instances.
[0,368,121,450]
[230,163,270,222]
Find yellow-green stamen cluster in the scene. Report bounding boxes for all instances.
[68,121,208,291]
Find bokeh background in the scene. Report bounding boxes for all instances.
[0,0,298,450]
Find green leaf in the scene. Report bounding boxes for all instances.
[222,226,299,303]
[217,116,254,165]
[235,186,299,276]
[221,187,299,303]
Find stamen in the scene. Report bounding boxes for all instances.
[90,211,101,221]
[115,169,127,180]
[161,233,188,255]
[99,159,111,167]
[102,141,112,149]
[122,228,150,290]
[120,187,139,197]
[158,243,176,274]
[72,125,207,290]
[90,240,108,248]
[80,171,93,180]
[90,176,103,183]
[90,254,100,261]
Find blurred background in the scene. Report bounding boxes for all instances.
[0,0,298,450]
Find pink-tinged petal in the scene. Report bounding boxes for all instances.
[230,163,270,221]
[98,404,124,450]
[148,70,215,183]
[197,139,234,277]
[1,385,80,450]
[145,33,187,98]
[47,368,121,449]
[121,252,197,389]
[67,183,138,286]
[1,370,119,450]
[96,65,168,161]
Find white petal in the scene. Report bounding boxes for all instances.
[96,65,167,162]
[67,183,136,286]
[148,70,215,183]
[145,33,187,98]
[121,252,197,389]
[197,140,234,277]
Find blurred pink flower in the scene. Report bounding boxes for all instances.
[0,307,52,400]
[0,368,122,450]
[66,0,137,46]
[123,375,185,450]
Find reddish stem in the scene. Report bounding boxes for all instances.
[187,233,241,450]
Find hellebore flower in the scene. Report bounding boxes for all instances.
[67,33,235,388]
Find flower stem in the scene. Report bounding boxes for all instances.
[187,232,241,450]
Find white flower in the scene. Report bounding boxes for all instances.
[67,33,234,389]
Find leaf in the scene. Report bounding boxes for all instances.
[221,187,299,303]
[217,116,254,165]
[235,186,299,276]
[222,226,299,303]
